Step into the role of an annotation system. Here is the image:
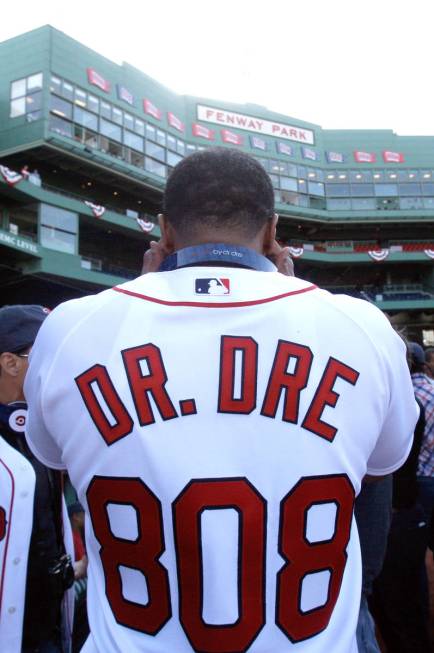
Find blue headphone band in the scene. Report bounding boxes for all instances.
[158,243,276,272]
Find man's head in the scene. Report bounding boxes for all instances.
[408,341,426,375]
[425,347,434,379]
[0,305,48,404]
[161,147,277,252]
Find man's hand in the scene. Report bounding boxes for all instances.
[141,240,172,274]
[267,241,295,277]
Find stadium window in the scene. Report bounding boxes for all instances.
[145,156,167,178]
[309,196,326,209]
[274,190,282,203]
[326,198,352,210]
[124,113,134,130]
[112,107,123,125]
[269,174,280,189]
[50,76,62,95]
[308,181,325,196]
[351,198,376,210]
[134,118,145,136]
[256,158,270,171]
[399,197,424,209]
[298,179,308,193]
[280,177,298,192]
[374,184,398,196]
[146,124,156,141]
[156,130,166,146]
[376,197,399,210]
[167,134,176,151]
[325,183,350,197]
[39,204,78,255]
[177,139,185,155]
[287,164,298,177]
[280,190,300,206]
[372,171,385,182]
[307,168,324,181]
[50,95,73,120]
[421,183,434,195]
[399,183,421,196]
[100,136,124,159]
[74,88,87,108]
[350,170,372,183]
[167,151,182,167]
[27,111,42,123]
[423,197,434,208]
[422,170,432,179]
[101,101,112,120]
[62,81,74,101]
[25,92,42,113]
[297,166,307,179]
[130,150,144,168]
[87,95,100,114]
[186,144,196,154]
[145,140,166,162]
[350,184,374,197]
[49,115,73,138]
[100,118,122,142]
[83,129,99,149]
[74,106,98,131]
[124,130,144,152]
[10,73,43,119]
[10,97,26,118]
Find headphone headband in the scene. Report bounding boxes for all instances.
[158,243,276,272]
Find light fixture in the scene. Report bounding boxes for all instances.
[308,172,315,178]
[327,174,335,179]
[374,174,381,179]
[423,173,431,178]
[87,182,92,186]
[137,200,142,204]
[113,191,118,195]
[389,173,397,179]
[409,173,415,178]
[298,179,305,184]
[338,174,347,179]
[356,174,362,179]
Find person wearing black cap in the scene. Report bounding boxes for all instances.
[0,305,75,653]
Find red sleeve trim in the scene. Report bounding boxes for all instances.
[112,284,317,308]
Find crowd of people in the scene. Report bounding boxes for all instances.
[0,148,433,652]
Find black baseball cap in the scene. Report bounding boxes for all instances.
[0,304,49,354]
[408,341,426,365]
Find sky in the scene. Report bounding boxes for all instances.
[2,0,434,135]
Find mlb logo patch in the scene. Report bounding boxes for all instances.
[195,278,230,295]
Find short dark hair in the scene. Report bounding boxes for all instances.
[163,147,275,237]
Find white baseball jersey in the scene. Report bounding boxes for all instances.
[0,430,75,653]
[24,268,418,653]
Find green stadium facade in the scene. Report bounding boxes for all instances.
[1,26,433,341]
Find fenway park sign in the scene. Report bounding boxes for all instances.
[197,105,314,145]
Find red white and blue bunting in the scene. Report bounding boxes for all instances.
[288,246,304,258]
[84,201,106,218]
[0,165,23,186]
[424,249,434,259]
[136,218,155,233]
[368,249,390,262]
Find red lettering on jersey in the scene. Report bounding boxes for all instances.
[75,365,134,445]
[122,344,178,426]
[173,478,266,652]
[277,474,354,642]
[261,341,313,423]
[302,358,359,442]
[218,336,258,414]
[87,476,171,634]
[0,507,6,541]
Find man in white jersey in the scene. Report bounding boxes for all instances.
[24,148,418,653]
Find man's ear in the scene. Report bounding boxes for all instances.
[158,214,175,254]
[262,213,279,256]
[0,352,21,378]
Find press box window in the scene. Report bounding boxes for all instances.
[39,204,78,255]
[100,118,122,142]
[50,95,73,120]
[74,106,98,131]
[10,73,43,118]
